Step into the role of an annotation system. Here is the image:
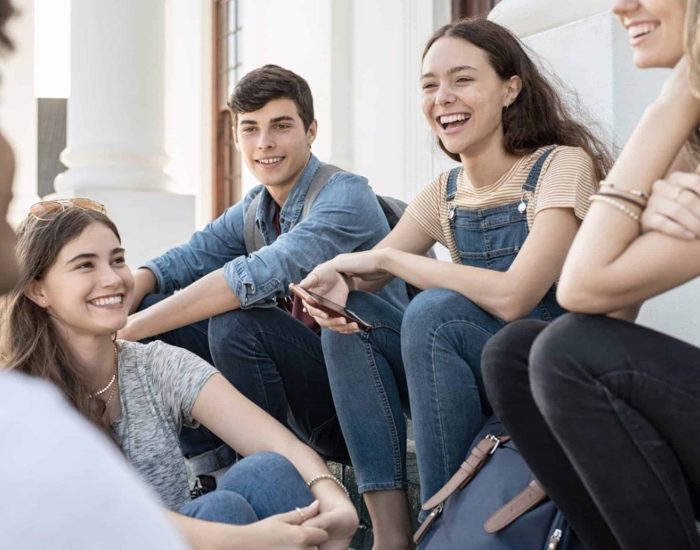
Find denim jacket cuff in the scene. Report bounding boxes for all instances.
[142,258,175,295]
[225,258,280,309]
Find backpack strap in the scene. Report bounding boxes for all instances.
[301,163,343,219]
[243,163,342,255]
[446,167,461,202]
[484,479,548,534]
[243,192,266,255]
[414,432,511,546]
[523,146,557,193]
[422,433,511,511]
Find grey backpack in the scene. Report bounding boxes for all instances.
[242,164,434,299]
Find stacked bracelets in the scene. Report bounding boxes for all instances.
[589,179,649,223]
[307,474,351,499]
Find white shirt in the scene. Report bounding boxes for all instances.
[0,371,188,550]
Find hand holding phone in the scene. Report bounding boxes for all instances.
[289,283,372,332]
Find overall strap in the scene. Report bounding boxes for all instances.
[301,164,343,219]
[445,167,461,202]
[243,192,266,255]
[522,146,556,193]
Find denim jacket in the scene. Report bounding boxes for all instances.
[145,154,408,311]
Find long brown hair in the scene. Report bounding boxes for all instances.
[0,208,121,436]
[423,18,612,181]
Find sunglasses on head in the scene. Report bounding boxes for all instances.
[29,198,107,221]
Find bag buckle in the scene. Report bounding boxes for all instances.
[486,434,502,455]
[413,502,444,545]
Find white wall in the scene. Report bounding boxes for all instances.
[351,0,456,201]
[232,0,455,203]
[164,0,212,227]
[237,0,333,195]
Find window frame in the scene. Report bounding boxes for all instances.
[211,0,242,219]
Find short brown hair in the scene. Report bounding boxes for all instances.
[228,64,315,130]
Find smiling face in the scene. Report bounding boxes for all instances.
[613,0,687,67]
[234,97,317,202]
[421,36,521,161]
[28,222,134,340]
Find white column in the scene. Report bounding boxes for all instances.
[1,0,39,226]
[402,0,452,203]
[491,0,700,345]
[55,0,194,267]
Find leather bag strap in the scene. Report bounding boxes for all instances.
[484,479,548,533]
[413,434,508,546]
[422,433,510,511]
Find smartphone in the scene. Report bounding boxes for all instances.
[289,283,372,332]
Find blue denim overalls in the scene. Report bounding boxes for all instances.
[446,145,566,323]
[402,145,568,506]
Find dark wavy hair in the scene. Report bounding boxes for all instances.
[1,208,121,438]
[423,18,611,181]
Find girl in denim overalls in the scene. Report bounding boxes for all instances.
[300,19,611,547]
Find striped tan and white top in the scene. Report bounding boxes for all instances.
[404,145,597,263]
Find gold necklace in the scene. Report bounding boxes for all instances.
[89,343,118,401]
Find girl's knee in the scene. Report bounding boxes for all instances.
[220,452,295,488]
[402,288,463,335]
[529,314,608,410]
[181,490,257,525]
[482,320,548,376]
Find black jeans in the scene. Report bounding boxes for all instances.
[482,313,700,550]
[140,295,347,461]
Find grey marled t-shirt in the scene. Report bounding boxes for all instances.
[111,340,218,510]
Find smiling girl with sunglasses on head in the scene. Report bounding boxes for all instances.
[297,18,611,548]
[482,1,700,548]
[1,202,357,549]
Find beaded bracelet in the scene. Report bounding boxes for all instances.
[590,194,641,222]
[307,474,351,499]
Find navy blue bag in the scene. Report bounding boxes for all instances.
[414,417,582,550]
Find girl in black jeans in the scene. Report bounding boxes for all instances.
[482,1,700,549]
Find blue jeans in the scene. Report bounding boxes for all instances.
[323,289,501,508]
[179,452,314,523]
[141,295,347,461]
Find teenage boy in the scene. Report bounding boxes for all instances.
[121,65,407,461]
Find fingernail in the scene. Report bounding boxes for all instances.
[683,230,697,239]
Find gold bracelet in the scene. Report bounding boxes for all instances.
[599,180,650,200]
[590,194,641,222]
[307,474,350,499]
[596,189,647,209]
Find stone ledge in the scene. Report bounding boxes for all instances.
[489,0,610,38]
